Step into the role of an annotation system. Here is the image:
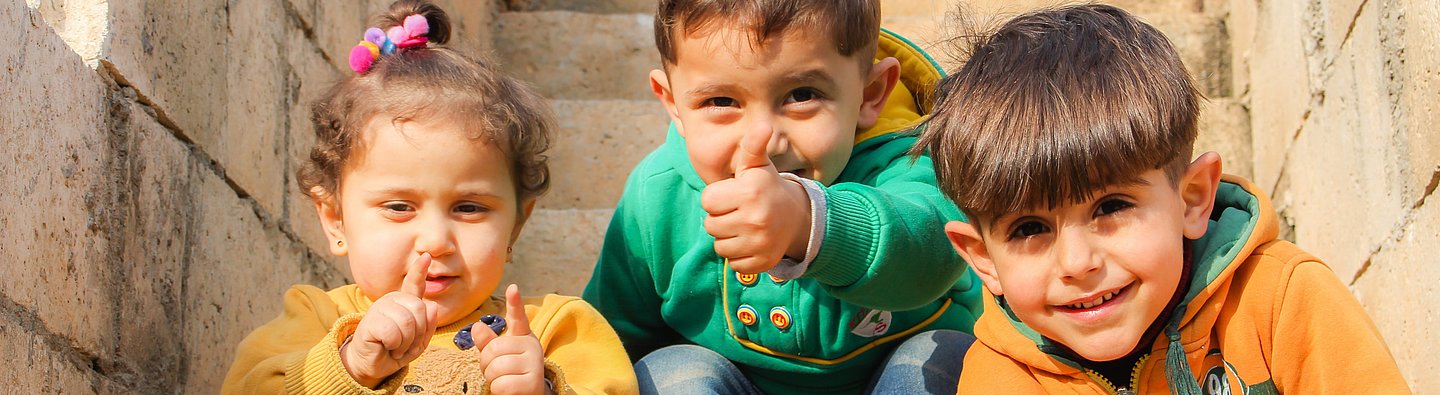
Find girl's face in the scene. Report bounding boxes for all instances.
[317,116,530,327]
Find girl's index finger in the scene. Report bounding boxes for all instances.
[503,284,531,336]
[401,252,433,298]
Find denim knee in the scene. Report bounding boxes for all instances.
[867,330,977,394]
[635,345,759,395]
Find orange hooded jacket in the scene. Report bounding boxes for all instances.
[958,176,1410,394]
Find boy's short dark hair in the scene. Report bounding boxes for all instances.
[916,3,1201,222]
[653,0,880,68]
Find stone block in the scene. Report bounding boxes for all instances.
[495,11,658,100]
[1197,98,1253,180]
[1226,0,1257,98]
[1390,0,1440,205]
[1246,0,1314,191]
[284,25,351,277]
[1,0,113,360]
[504,0,653,14]
[1353,200,1438,392]
[504,208,614,297]
[179,160,348,393]
[1283,5,1406,281]
[0,316,97,394]
[1144,13,1232,98]
[105,97,195,391]
[103,0,291,220]
[542,100,668,210]
[25,0,108,66]
[284,0,391,71]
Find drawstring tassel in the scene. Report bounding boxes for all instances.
[1164,327,1202,395]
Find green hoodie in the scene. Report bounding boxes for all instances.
[583,30,983,394]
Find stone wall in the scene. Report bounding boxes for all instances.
[3,0,1434,392]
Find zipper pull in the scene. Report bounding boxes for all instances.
[1116,388,1135,395]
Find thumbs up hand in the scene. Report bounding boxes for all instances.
[342,253,439,388]
[475,284,546,395]
[700,127,813,274]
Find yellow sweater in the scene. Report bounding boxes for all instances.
[957,176,1409,394]
[222,284,638,394]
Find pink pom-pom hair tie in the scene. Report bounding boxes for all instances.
[348,14,430,73]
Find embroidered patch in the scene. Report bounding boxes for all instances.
[1203,365,1232,395]
[848,308,893,337]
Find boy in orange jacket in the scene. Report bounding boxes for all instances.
[915,4,1410,393]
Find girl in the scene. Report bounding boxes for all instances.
[221,1,636,393]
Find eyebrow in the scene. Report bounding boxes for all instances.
[781,69,837,88]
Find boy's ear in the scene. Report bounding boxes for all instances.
[1179,152,1223,239]
[945,220,1004,296]
[857,57,901,130]
[313,190,348,257]
[509,197,538,247]
[649,69,683,129]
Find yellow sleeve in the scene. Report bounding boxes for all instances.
[1270,261,1411,394]
[530,296,640,395]
[221,286,405,394]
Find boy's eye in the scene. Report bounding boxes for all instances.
[785,88,820,104]
[703,97,738,108]
[1008,220,1050,240]
[1094,198,1134,217]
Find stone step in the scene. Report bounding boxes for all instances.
[541,100,669,211]
[495,11,658,101]
[503,0,654,14]
[504,208,615,297]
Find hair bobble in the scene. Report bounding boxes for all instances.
[348,14,431,73]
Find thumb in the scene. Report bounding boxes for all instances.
[503,284,532,337]
[734,126,777,175]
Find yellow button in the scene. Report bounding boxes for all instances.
[770,306,792,330]
[737,305,758,326]
[736,272,758,286]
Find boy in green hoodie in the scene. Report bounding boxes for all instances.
[918,4,1409,393]
[581,0,984,393]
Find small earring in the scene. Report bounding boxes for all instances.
[507,247,513,253]
[336,240,345,247]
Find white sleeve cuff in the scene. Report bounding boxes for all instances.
[770,173,827,280]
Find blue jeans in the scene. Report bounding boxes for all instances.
[634,330,975,394]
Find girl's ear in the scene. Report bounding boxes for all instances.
[1180,152,1223,239]
[313,189,348,256]
[857,57,901,130]
[945,220,1003,296]
[509,197,537,247]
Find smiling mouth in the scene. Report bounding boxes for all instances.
[1057,284,1129,311]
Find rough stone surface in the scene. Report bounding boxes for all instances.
[503,0,652,14]
[1197,98,1254,180]
[495,11,658,100]
[1354,200,1439,392]
[180,157,347,393]
[542,100,668,210]
[505,209,614,297]
[3,0,113,362]
[0,315,98,394]
[284,23,351,277]
[1283,2,1407,280]
[1246,0,1314,191]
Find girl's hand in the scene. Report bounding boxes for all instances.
[475,284,547,395]
[341,253,438,388]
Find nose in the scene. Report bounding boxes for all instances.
[1055,226,1102,281]
[747,115,789,157]
[413,209,457,259]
